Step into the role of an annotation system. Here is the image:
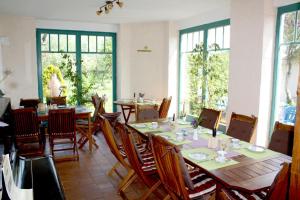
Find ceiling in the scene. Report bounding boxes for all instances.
[0,0,230,24]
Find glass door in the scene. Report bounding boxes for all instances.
[36,29,116,111]
[272,4,300,126]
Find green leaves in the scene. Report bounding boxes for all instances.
[187,43,229,115]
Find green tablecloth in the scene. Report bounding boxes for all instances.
[234,147,279,160]
[199,132,230,140]
[182,148,239,171]
[152,131,192,145]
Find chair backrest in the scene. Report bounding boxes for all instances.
[226,112,257,142]
[117,123,154,187]
[12,108,39,137]
[91,93,100,108]
[198,108,222,130]
[19,98,40,108]
[269,121,294,156]
[266,162,291,200]
[159,96,172,118]
[136,104,159,122]
[150,134,192,200]
[47,96,67,106]
[100,117,130,169]
[92,98,105,122]
[48,109,75,135]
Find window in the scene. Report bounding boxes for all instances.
[36,29,116,111]
[271,3,300,127]
[179,20,230,121]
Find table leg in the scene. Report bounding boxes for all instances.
[88,115,92,152]
[121,105,127,123]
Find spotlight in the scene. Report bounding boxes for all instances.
[96,0,124,16]
[116,1,124,8]
[96,9,103,16]
[105,6,109,14]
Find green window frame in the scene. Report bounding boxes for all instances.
[178,19,230,116]
[270,2,300,135]
[36,29,117,111]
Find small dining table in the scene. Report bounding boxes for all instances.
[114,99,159,123]
[37,106,96,152]
[127,120,292,194]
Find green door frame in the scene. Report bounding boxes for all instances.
[178,19,230,113]
[269,2,300,136]
[36,28,117,111]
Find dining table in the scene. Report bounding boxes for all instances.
[114,99,159,123]
[37,106,96,152]
[127,119,292,195]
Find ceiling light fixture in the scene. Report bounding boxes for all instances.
[96,0,124,16]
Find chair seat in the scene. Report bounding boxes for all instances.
[118,143,147,157]
[187,168,216,199]
[140,152,156,174]
[229,189,268,200]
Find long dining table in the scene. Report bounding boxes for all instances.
[37,106,96,152]
[127,119,292,195]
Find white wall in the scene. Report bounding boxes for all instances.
[176,7,230,30]
[36,19,118,33]
[228,0,276,145]
[117,22,171,101]
[0,15,38,108]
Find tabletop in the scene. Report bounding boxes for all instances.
[114,99,159,107]
[127,120,292,192]
[37,106,92,120]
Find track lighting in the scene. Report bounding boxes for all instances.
[96,0,124,16]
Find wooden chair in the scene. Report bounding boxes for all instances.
[48,108,79,161]
[76,99,102,149]
[150,134,216,200]
[100,117,136,192]
[91,93,100,108]
[46,96,67,106]
[218,162,291,200]
[226,112,258,142]
[269,121,294,156]
[135,104,159,122]
[12,108,44,156]
[198,108,222,130]
[159,96,172,118]
[117,123,164,200]
[19,98,40,108]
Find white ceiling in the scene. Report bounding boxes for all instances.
[0,0,230,24]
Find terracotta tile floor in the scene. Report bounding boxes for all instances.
[54,133,164,200]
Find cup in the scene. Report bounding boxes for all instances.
[151,122,158,129]
[231,138,240,148]
[216,150,227,163]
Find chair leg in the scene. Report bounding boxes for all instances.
[108,162,121,176]
[140,180,162,200]
[163,194,171,200]
[119,170,137,192]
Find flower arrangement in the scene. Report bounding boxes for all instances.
[191,117,203,129]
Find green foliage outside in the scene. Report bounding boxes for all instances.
[58,54,95,105]
[187,43,229,116]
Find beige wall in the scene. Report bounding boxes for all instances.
[117,22,170,101]
[0,15,38,108]
[228,0,276,146]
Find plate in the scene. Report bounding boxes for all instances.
[188,153,208,161]
[161,135,170,140]
[177,120,190,125]
[134,124,146,128]
[247,145,265,153]
[215,157,229,163]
